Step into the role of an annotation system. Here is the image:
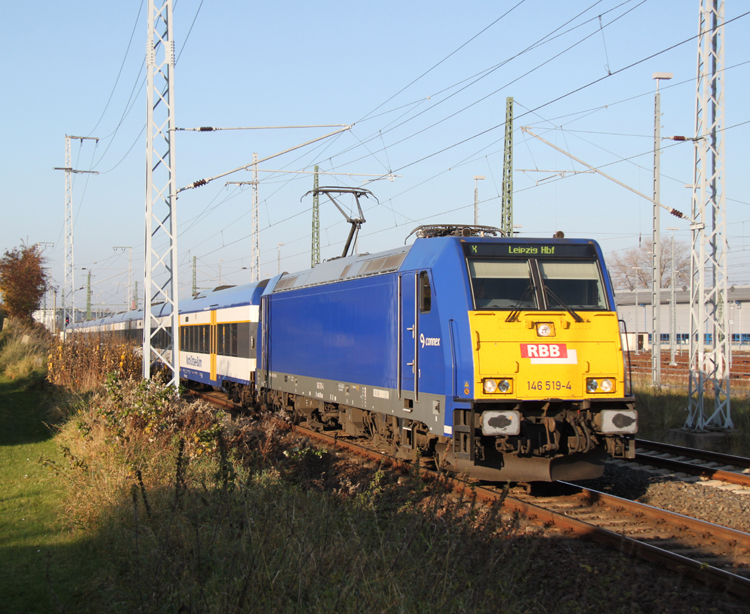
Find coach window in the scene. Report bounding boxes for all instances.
[419,271,431,313]
[230,323,238,357]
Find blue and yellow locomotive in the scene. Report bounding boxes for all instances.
[73,225,636,482]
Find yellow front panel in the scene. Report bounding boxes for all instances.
[470,311,623,400]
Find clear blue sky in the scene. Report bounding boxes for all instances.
[1,0,748,311]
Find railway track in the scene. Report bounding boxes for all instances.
[628,439,750,489]
[190,388,750,598]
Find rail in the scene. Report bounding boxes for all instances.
[632,439,750,488]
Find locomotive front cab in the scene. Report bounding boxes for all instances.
[459,239,636,481]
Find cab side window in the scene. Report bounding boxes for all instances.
[419,271,431,313]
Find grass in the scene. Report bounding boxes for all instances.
[1,329,746,612]
[0,321,51,383]
[0,374,101,613]
[50,377,536,613]
[46,376,733,614]
[632,378,750,455]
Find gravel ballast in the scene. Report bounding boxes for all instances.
[575,461,750,533]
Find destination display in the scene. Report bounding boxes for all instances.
[463,241,597,259]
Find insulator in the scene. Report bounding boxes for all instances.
[670,208,685,219]
[199,127,215,132]
[193,179,208,189]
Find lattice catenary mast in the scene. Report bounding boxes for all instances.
[311,165,320,267]
[500,97,514,237]
[687,0,731,430]
[113,246,133,310]
[54,135,98,334]
[252,153,259,281]
[144,0,179,389]
[225,154,261,282]
[192,255,197,295]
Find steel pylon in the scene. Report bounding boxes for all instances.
[144,0,179,390]
[56,135,98,335]
[63,138,74,331]
[687,0,731,430]
[252,153,260,281]
[311,165,320,267]
[500,97,514,237]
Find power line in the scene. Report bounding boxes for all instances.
[334,0,645,166]
[356,10,750,182]
[87,0,145,137]
[356,0,528,124]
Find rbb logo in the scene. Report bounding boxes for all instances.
[520,343,568,359]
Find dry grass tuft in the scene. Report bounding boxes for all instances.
[0,320,51,383]
[47,333,141,392]
[51,378,543,613]
[633,381,750,455]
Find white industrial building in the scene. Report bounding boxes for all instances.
[614,285,750,352]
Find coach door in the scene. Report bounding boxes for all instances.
[210,310,217,381]
[399,272,419,402]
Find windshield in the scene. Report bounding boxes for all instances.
[468,256,607,311]
[539,260,607,310]
[468,259,537,309]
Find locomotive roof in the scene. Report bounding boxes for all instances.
[273,245,412,293]
[271,235,604,294]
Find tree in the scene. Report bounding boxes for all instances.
[606,236,690,292]
[0,243,48,322]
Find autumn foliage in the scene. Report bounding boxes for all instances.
[0,244,48,322]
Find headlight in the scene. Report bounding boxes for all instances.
[586,378,615,394]
[536,322,555,337]
[483,378,512,394]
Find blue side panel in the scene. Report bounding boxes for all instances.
[180,368,251,387]
[407,238,476,405]
[180,367,213,385]
[268,275,397,388]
